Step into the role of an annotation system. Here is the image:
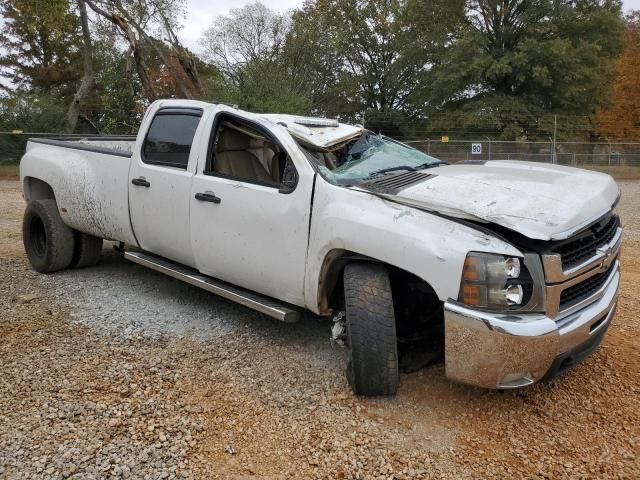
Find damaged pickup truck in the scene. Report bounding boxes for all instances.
[20,99,622,395]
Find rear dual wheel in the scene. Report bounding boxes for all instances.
[23,199,102,273]
[71,231,103,268]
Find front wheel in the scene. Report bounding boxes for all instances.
[22,199,75,273]
[343,263,399,396]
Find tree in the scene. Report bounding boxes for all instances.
[0,90,68,163]
[200,2,291,88]
[0,90,67,131]
[84,0,202,101]
[280,0,463,135]
[199,2,312,113]
[595,11,640,141]
[65,0,94,132]
[429,0,625,140]
[86,38,144,133]
[0,0,82,93]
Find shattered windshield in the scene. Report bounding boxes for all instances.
[302,132,445,185]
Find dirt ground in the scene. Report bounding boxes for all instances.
[0,178,638,479]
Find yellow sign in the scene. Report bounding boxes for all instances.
[11,129,23,134]
[441,135,449,143]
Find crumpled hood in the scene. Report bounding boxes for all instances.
[386,161,620,241]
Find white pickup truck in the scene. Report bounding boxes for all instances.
[19,99,622,395]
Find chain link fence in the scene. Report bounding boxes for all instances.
[3,131,640,178]
[405,139,640,178]
[0,132,109,165]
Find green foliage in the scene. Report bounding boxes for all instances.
[0,0,82,94]
[223,60,313,114]
[199,2,313,114]
[290,0,461,114]
[0,90,67,164]
[0,0,630,143]
[428,0,625,139]
[90,40,143,134]
[0,89,67,131]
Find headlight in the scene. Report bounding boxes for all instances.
[459,252,529,311]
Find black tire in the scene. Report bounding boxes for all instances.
[71,231,103,268]
[344,263,399,396]
[22,199,75,273]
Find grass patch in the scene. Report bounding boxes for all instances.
[0,164,18,179]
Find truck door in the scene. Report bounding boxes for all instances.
[129,107,203,268]
[189,112,314,306]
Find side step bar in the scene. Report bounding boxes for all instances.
[124,251,301,323]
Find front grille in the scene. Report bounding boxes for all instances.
[559,261,616,310]
[553,215,619,270]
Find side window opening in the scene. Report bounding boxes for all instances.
[208,117,294,188]
[143,110,201,169]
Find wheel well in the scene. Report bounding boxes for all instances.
[321,251,445,368]
[24,177,55,202]
[386,266,444,363]
[320,250,443,326]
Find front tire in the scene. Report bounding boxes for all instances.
[344,263,399,396]
[22,199,75,273]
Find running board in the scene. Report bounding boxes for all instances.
[124,251,301,323]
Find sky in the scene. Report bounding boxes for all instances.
[1,0,640,55]
[178,0,640,51]
[179,0,303,51]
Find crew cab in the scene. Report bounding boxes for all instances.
[19,99,622,395]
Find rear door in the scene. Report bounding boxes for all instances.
[129,107,203,268]
[189,111,315,306]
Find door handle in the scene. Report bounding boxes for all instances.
[195,192,221,204]
[131,177,150,187]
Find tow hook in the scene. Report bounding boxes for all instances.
[330,311,347,347]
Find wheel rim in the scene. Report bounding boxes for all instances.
[29,216,47,257]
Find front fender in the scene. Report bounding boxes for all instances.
[305,179,522,314]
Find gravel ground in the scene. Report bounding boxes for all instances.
[38,250,243,341]
[1,178,639,479]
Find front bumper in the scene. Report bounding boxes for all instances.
[444,262,620,389]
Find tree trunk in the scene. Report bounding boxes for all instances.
[84,0,156,102]
[129,18,196,99]
[65,0,94,133]
[161,14,203,96]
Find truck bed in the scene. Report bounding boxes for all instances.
[21,136,138,245]
[28,135,137,157]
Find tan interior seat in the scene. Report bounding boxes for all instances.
[214,128,272,183]
[309,150,338,169]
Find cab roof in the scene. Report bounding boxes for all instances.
[151,99,363,150]
[256,113,363,150]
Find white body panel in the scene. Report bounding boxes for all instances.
[20,141,137,244]
[127,102,209,268]
[393,161,619,240]
[189,109,314,306]
[128,163,196,267]
[304,178,522,312]
[257,113,363,148]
